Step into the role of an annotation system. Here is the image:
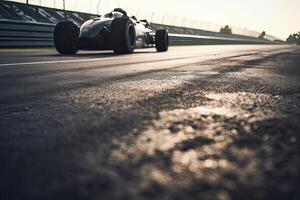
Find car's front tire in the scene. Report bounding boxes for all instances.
[54,21,79,55]
[155,30,169,52]
[111,17,136,54]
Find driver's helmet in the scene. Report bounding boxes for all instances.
[113,8,127,16]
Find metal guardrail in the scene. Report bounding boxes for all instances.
[0,19,274,48]
[0,20,55,47]
[168,33,272,45]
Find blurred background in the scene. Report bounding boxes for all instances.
[5,0,291,41]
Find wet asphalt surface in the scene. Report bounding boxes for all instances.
[0,45,299,200]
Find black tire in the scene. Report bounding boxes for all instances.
[155,30,169,52]
[111,17,136,54]
[54,21,79,55]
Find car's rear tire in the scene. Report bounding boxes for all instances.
[54,21,79,55]
[155,30,169,52]
[111,17,136,54]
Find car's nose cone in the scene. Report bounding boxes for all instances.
[79,19,111,38]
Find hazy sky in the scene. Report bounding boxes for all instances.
[13,0,300,39]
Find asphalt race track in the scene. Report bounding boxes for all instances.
[0,45,300,200]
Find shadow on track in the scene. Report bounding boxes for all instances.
[34,50,157,58]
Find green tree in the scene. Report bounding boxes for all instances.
[287,32,300,45]
[220,25,232,35]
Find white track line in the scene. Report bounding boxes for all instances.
[0,51,203,68]
[0,58,115,67]
[0,53,157,68]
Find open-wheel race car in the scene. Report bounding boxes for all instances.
[53,8,169,54]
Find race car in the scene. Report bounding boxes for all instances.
[53,8,169,54]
